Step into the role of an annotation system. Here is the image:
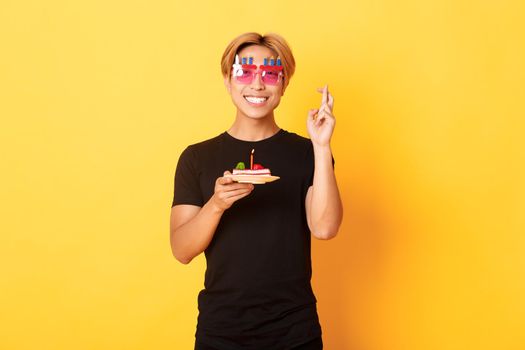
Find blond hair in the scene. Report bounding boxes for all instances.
[221,32,296,91]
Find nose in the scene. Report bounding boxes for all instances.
[250,71,265,90]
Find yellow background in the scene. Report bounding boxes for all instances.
[1,0,524,349]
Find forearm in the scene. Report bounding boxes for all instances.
[310,145,343,239]
[170,200,224,264]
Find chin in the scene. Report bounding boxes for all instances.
[237,104,276,119]
[243,110,272,119]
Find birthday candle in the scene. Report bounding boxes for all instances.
[264,58,268,65]
[277,56,281,66]
[242,57,247,64]
[250,149,254,169]
[270,57,275,66]
[249,56,253,64]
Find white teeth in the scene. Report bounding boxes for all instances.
[244,96,268,104]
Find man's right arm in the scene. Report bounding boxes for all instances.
[170,171,254,264]
[170,202,223,264]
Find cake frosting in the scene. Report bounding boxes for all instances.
[232,163,271,176]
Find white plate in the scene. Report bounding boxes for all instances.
[225,174,280,184]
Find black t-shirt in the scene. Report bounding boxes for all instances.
[172,129,332,349]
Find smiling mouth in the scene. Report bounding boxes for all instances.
[244,95,269,104]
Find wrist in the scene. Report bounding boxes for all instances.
[207,196,226,215]
[310,135,332,147]
[312,143,332,155]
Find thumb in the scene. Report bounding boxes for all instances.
[308,108,319,121]
[218,170,233,185]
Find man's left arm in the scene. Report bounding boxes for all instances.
[305,84,343,240]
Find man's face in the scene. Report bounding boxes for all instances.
[224,45,285,120]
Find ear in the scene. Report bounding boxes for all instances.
[224,76,231,94]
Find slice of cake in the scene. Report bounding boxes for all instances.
[228,149,279,184]
[232,162,271,176]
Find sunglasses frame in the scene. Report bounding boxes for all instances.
[232,64,284,85]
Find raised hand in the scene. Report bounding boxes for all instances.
[307,84,336,147]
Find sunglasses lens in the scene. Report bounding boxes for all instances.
[234,68,255,84]
[261,70,281,85]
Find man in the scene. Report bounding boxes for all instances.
[170,32,343,350]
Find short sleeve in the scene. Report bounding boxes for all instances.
[305,141,336,187]
[171,146,204,207]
